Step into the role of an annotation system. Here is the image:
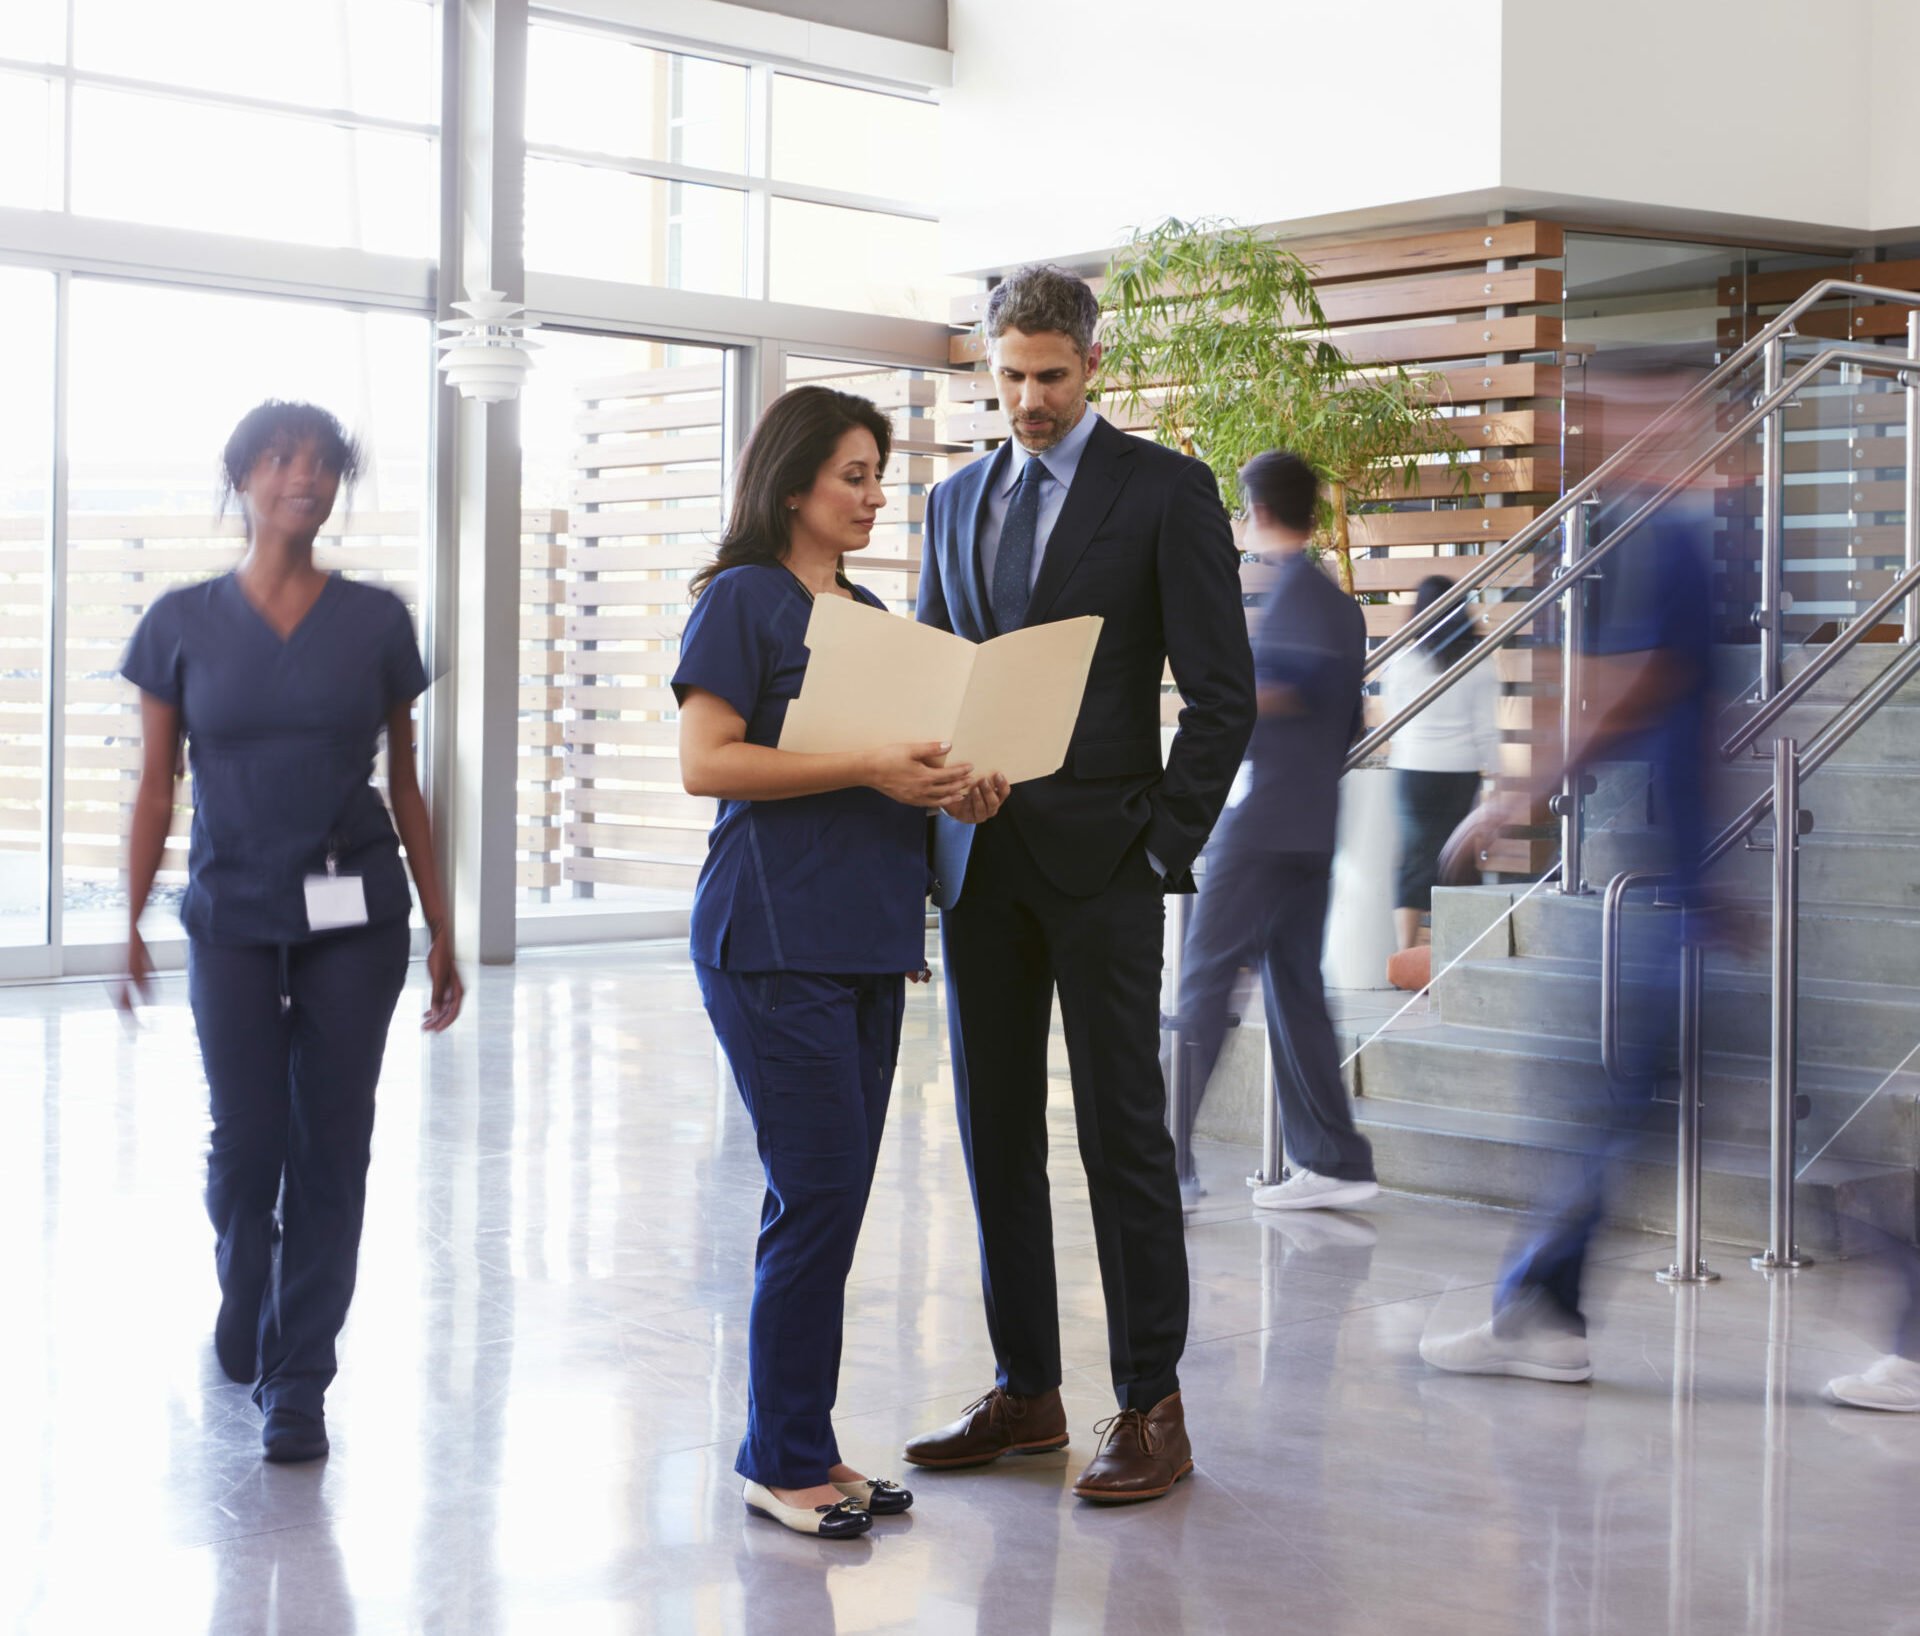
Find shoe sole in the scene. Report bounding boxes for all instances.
[745,1503,872,1538]
[261,1441,329,1463]
[1825,1385,1920,1412]
[1253,1183,1381,1213]
[1421,1353,1593,1383]
[1073,1457,1195,1504]
[902,1433,1070,1470]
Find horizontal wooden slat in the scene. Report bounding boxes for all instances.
[572,396,725,437]
[576,361,725,399]
[1349,506,1539,548]
[1350,552,1548,593]
[568,472,722,506]
[1354,458,1558,500]
[1718,308,1917,345]
[1315,266,1561,326]
[566,508,725,540]
[1414,411,1558,450]
[1422,362,1563,405]
[1301,220,1564,285]
[1335,316,1564,367]
[563,856,698,891]
[570,433,723,471]
[1716,258,1920,307]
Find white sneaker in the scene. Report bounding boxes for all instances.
[1419,1315,1594,1383]
[1250,1170,1380,1212]
[1826,1354,1920,1412]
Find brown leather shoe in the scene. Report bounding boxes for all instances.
[902,1386,1069,1468]
[1071,1391,1193,1503]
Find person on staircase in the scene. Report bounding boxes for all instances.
[1385,574,1501,970]
[1419,375,1717,1384]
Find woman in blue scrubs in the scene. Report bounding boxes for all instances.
[118,400,462,1463]
[676,386,1005,1538]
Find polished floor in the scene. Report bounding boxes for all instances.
[7,943,1919,1636]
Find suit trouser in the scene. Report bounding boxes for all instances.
[942,818,1186,1412]
[697,965,904,1487]
[187,921,411,1418]
[1178,847,1376,1185]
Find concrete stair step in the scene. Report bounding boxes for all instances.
[1354,1096,1916,1257]
[1712,762,1920,837]
[1434,954,1920,1069]
[1583,826,1920,913]
[1346,1018,1920,1166]
[1469,883,1920,987]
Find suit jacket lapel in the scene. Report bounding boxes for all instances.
[957,444,1009,640]
[1024,416,1134,625]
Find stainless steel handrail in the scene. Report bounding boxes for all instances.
[1351,338,1915,773]
[1347,345,1835,771]
[1363,278,1920,681]
[1721,554,1920,761]
[1598,869,1716,1286]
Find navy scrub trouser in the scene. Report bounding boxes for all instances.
[1177,846,1376,1185]
[697,965,904,1488]
[188,920,411,1418]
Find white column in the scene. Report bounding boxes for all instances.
[435,0,526,966]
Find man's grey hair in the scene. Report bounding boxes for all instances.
[983,264,1101,356]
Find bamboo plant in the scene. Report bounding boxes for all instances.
[1098,216,1465,594]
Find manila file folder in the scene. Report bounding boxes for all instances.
[777,596,1103,785]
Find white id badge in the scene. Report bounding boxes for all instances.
[304,872,369,931]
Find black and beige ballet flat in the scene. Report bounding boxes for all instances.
[831,1476,913,1515]
[742,1480,873,1539]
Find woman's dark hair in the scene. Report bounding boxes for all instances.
[690,385,892,600]
[218,400,363,523]
[1411,573,1478,668]
[1238,449,1318,534]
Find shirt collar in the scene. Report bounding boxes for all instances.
[999,406,1101,497]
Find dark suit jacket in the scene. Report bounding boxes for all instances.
[1212,550,1365,857]
[918,415,1256,907]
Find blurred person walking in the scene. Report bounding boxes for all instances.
[1171,452,1378,1215]
[1420,375,1717,1384]
[118,401,462,1463]
[1385,574,1501,957]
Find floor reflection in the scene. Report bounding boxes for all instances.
[5,944,1920,1634]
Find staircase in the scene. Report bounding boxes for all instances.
[1339,646,1920,1256]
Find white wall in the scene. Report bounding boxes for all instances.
[938,0,1920,277]
[939,0,1504,274]
[1868,0,1920,233]
[1499,0,1876,240]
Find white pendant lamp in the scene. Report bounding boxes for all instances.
[436,289,540,403]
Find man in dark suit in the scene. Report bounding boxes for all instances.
[903,264,1255,1503]
[1173,452,1379,1214]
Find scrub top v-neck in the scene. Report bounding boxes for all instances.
[672,562,929,974]
[121,571,429,946]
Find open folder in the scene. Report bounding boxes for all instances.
[777,596,1103,785]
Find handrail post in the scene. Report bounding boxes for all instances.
[1249,1031,1284,1189]
[1657,928,1718,1284]
[1905,311,1920,644]
[1758,337,1786,701]
[1555,501,1593,894]
[1164,889,1195,1195]
[1754,738,1811,1271]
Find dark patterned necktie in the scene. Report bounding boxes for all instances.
[991,456,1048,632]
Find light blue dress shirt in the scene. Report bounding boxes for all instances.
[979,406,1102,593]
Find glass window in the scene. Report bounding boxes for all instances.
[525,161,745,295]
[69,87,435,257]
[783,356,963,616]
[771,76,936,201]
[518,330,731,918]
[0,0,66,63]
[526,25,746,171]
[62,281,431,947]
[71,0,437,125]
[0,71,63,211]
[0,268,56,948]
[770,200,965,322]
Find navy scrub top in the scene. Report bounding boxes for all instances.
[121,571,429,946]
[672,563,928,974]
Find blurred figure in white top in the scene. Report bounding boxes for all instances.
[1384,575,1500,953]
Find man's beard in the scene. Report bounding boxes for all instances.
[1012,400,1084,453]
